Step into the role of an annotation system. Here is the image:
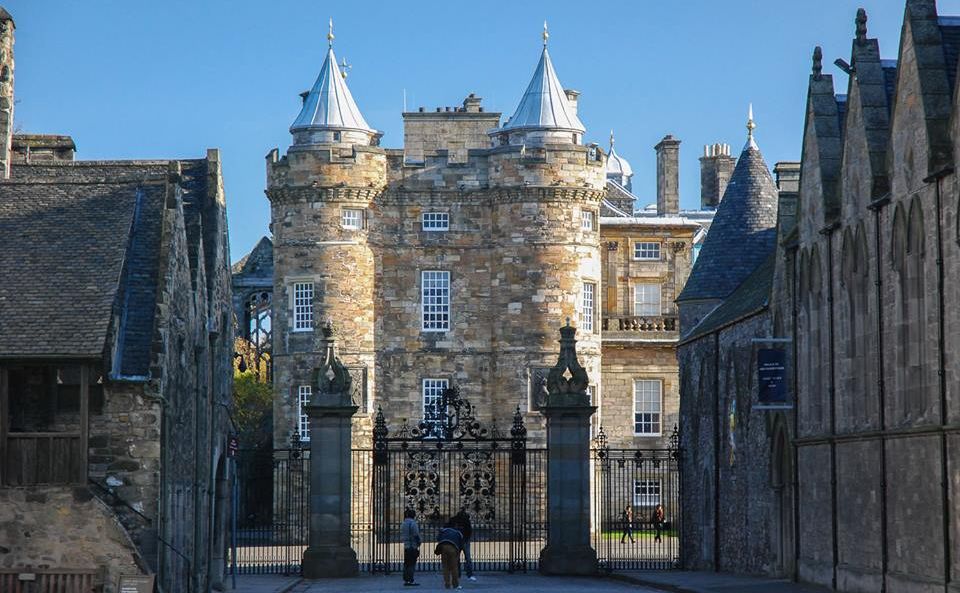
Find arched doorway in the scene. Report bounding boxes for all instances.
[209,455,229,590]
[770,417,795,577]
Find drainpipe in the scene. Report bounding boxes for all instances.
[923,168,952,592]
[868,196,888,593]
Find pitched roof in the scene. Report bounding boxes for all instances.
[290,45,374,134]
[232,236,273,276]
[0,180,154,360]
[502,47,584,132]
[677,139,778,303]
[680,250,776,343]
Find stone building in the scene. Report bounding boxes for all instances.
[677,2,959,591]
[238,24,750,460]
[0,8,234,592]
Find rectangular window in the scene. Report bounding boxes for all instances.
[341,208,363,230]
[422,212,449,231]
[634,241,661,260]
[634,379,662,436]
[421,271,451,331]
[581,282,595,332]
[293,282,314,331]
[634,479,662,507]
[581,210,595,231]
[297,385,312,442]
[633,283,662,316]
[422,378,448,429]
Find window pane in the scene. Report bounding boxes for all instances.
[633,479,662,506]
[633,284,661,316]
[580,282,595,332]
[634,242,661,260]
[297,385,312,441]
[581,210,594,231]
[293,282,314,331]
[422,212,449,231]
[634,379,663,435]
[422,378,448,432]
[342,209,363,229]
[422,271,450,331]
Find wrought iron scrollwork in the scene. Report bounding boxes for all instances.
[411,385,488,441]
[669,424,682,462]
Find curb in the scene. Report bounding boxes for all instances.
[279,578,304,593]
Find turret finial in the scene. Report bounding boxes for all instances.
[327,18,334,47]
[812,46,823,79]
[609,129,615,149]
[856,8,868,42]
[542,21,549,47]
[745,104,758,150]
[339,57,351,79]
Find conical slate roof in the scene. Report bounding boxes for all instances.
[290,45,374,134]
[502,46,585,132]
[678,137,778,303]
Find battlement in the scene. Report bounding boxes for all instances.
[402,94,501,164]
[487,143,606,190]
[266,144,387,191]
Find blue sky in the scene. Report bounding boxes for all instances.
[8,0,960,261]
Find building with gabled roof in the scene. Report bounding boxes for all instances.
[0,8,234,592]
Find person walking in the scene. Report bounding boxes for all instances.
[434,522,465,590]
[620,504,635,544]
[400,508,422,587]
[451,509,476,581]
[652,503,666,543]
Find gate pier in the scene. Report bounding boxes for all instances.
[539,324,599,575]
[302,324,359,578]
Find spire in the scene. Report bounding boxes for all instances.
[290,21,375,140]
[501,26,585,133]
[745,103,758,150]
[606,128,633,179]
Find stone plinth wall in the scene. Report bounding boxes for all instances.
[0,488,145,593]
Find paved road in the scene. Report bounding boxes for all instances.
[289,573,660,592]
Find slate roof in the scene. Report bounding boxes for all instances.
[291,45,374,134]
[502,47,584,133]
[939,19,960,92]
[677,140,779,303]
[232,236,273,277]
[680,250,776,344]
[0,180,155,360]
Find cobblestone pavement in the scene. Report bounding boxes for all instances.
[288,573,659,592]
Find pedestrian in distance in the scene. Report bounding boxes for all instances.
[451,509,476,581]
[620,504,635,544]
[652,503,666,543]
[401,508,422,587]
[434,520,465,590]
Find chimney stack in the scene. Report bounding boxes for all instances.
[655,135,680,216]
[564,89,580,116]
[699,143,735,209]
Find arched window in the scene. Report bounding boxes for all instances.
[808,246,824,430]
[904,199,926,418]
[853,224,872,425]
[840,229,858,427]
[246,291,272,349]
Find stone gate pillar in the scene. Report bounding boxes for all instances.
[302,323,359,578]
[539,323,598,575]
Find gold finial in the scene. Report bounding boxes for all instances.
[327,18,334,47]
[747,103,756,138]
[543,20,549,47]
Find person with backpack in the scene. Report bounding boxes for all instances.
[450,509,475,581]
[434,520,465,590]
[400,508,422,587]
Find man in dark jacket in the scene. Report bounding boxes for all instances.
[400,508,421,586]
[451,510,475,581]
[434,523,464,589]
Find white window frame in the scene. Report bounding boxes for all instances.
[634,379,662,436]
[341,208,363,230]
[634,241,662,261]
[421,271,451,332]
[292,281,314,332]
[634,479,662,507]
[581,282,595,333]
[581,210,595,231]
[422,212,450,232]
[297,385,312,442]
[633,283,662,317]
[422,378,448,428]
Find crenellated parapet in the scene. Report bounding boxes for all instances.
[266,145,387,191]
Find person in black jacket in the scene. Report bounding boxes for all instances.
[450,510,475,581]
[434,523,464,589]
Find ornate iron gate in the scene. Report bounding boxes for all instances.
[364,386,547,573]
[591,426,683,571]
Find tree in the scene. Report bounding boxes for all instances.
[233,337,272,448]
